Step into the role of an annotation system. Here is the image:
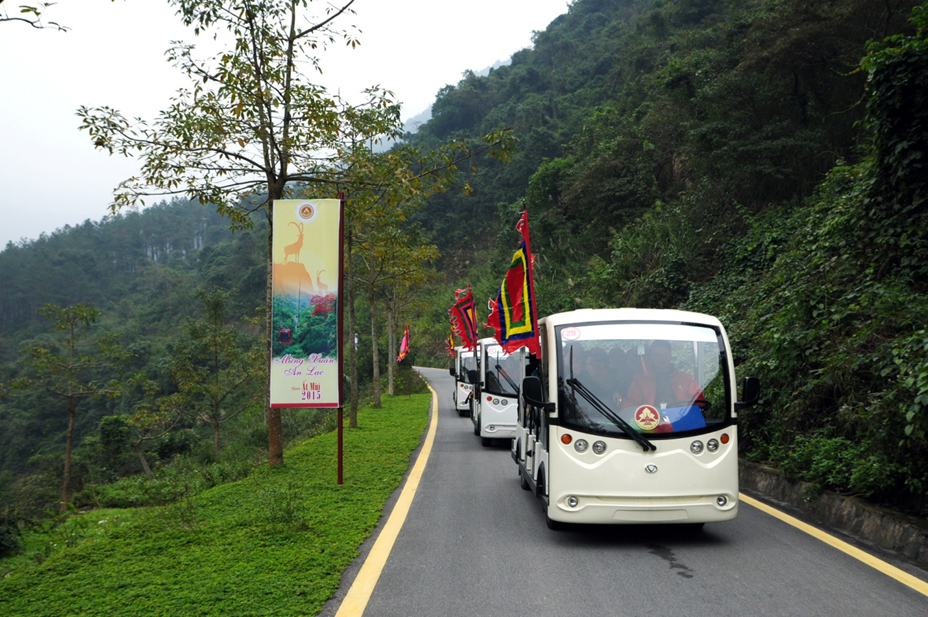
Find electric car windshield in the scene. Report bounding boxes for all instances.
[483,345,521,397]
[557,322,729,437]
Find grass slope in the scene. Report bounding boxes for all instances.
[0,393,431,616]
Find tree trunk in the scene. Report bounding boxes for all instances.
[213,418,221,461]
[387,305,395,396]
[369,280,381,408]
[61,396,75,512]
[267,206,284,466]
[347,227,359,428]
[134,442,153,479]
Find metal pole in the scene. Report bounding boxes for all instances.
[337,192,346,485]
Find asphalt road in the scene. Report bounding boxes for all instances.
[326,367,928,617]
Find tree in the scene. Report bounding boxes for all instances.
[78,0,514,465]
[339,139,513,423]
[0,1,67,30]
[383,261,437,395]
[122,376,185,479]
[355,213,438,408]
[168,289,263,461]
[78,0,392,467]
[344,190,434,422]
[5,304,122,511]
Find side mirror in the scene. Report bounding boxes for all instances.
[735,376,760,411]
[522,376,554,412]
[449,367,456,377]
[467,369,480,384]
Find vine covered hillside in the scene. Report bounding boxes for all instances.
[684,6,928,515]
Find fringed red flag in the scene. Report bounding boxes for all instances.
[486,210,541,356]
[448,285,479,351]
[397,325,410,362]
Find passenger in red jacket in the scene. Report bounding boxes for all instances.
[624,340,704,412]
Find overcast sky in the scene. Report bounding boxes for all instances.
[0,0,569,247]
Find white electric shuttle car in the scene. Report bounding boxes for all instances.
[512,308,759,529]
[450,346,476,417]
[471,337,528,447]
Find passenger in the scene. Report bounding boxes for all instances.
[624,340,704,411]
[582,347,624,409]
[609,346,634,396]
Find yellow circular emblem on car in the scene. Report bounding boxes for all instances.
[634,405,661,431]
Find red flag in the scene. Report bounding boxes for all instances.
[486,210,540,356]
[448,285,479,350]
[397,325,410,362]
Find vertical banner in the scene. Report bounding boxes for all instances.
[397,325,410,362]
[270,198,343,407]
[448,285,479,350]
[486,210,541,356]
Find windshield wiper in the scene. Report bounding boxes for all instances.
[495,363,520,395]
[566,377,656,452]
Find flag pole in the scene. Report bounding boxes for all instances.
[521,204,540,359]
[337,192,345,486]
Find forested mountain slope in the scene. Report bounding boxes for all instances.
[406,0,928,516]
[411,0,916,294]
[0,200,267,477]
[0,201,264,348]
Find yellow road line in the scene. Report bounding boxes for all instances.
[334,381,439,617]
[740,493,928,597]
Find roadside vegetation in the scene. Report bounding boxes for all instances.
[0,391,430,616]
